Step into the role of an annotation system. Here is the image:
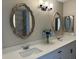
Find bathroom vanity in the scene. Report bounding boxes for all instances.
[3,33,76,59]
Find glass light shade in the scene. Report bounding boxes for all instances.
[44,1,48,6]
[49,3,53,8]
[39,0,44,5]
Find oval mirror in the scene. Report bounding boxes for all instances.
[52,12,62,36]
[10,3,35,39]
[64,16,74,32]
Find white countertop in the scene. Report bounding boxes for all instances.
[3,33,76,59]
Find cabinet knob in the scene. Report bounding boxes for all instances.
[70,49,73,54]
[58,51,62,53]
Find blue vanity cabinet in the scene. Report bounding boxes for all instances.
[37,41,76,59]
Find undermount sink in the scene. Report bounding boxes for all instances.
[19,48,42,57]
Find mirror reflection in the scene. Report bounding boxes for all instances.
[53,12,62,33]
[55,17,61,31]
[10,3,35,39]
[64,16,74,32]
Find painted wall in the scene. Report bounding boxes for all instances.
[2,0,63,48]
[63,0,76,32]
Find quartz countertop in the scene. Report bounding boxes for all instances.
[3,33,76,59]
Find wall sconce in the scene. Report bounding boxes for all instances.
[39,0,53,11]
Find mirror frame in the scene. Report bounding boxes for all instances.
[52,12,63,36]
[10,3,35,39]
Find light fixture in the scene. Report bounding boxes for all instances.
[39,0,53,11]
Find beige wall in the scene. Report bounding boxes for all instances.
[63,0,76,32]
[2,0,63,48]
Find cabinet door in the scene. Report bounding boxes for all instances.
[61,41,76,59]
[67,41,76,59]
[61,46,70,59]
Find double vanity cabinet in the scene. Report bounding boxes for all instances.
[38,41,76,59]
